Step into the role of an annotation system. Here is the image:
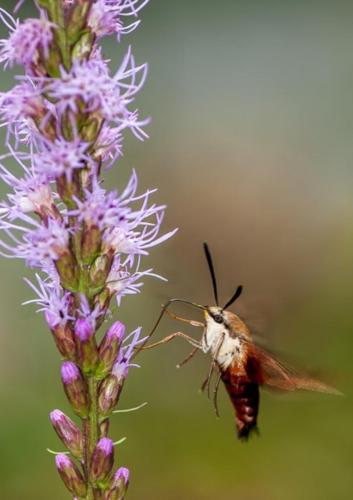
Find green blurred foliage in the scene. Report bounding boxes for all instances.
[0,0,353,498]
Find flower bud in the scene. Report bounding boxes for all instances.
[61,361,89,418]
[81,224,101,264]
[96,321,125,378]
[90,254,113,288]
[98,374,124,417]
[55,453,87,498]
[90,437,114,484]
[81,116,102,143]
[55,251,79,292]
[50,409,83,459]
[107,467,130,500]
[56,174,80,209]
[94,287,112,321]
[46,312,76,360]
[75,319,99,375]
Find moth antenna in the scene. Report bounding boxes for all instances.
[222,285,243,311]
[203,242,219,306]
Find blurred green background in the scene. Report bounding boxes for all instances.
[1,0,353,498]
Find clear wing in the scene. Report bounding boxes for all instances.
[242,338,341,395]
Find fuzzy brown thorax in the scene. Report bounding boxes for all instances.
[202,307,251,370]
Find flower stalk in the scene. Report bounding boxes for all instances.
[0,1,175,498]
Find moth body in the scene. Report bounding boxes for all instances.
[203,306,249,370]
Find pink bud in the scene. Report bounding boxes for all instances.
[61,362,89,417]
[90,437,114,483]
[61,361,80,385]
[107,467,130,500]
[107,321,125,341]
[50,409,83,458]
[98,373,124,417]
[55,453,87,497]
[97,321,125,378]
[46,313,76,360]
[75,318,94,341]
[74,319,99,375]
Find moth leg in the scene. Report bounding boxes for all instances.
[134,299,203,360]
[213,372,222,418]
[176,346,199,368]
[166,309,204,328]
[201,362,215,395]
[201,333,225,398]
[142,331,201,351]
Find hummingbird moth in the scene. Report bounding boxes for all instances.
[141,243,340,440]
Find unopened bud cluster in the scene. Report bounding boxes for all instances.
[0,0,174,498]
[53,317,140,496]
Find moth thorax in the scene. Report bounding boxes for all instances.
[202,317,226,354]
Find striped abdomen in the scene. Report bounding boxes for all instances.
[221,370,259,440]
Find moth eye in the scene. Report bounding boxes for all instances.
[213,314,223,324]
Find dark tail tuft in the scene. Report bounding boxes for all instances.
[237,424,260,441]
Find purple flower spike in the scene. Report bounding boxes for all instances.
[0,0,175,497]
[90,437,114,483]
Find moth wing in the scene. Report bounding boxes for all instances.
[242,339,340,395]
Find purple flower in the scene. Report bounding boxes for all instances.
[44,48,149,139]
[112,326,146,378]
[0,80,45,144]
[0,216,70,267]
[24,273,72,328]
[95,124,123,164]
[70,171,176,251]
[35,137,93,181]
[107,254,167,305]
[0,9,55,70]
[88,0,150,41]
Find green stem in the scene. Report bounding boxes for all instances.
[85,377,99,500]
